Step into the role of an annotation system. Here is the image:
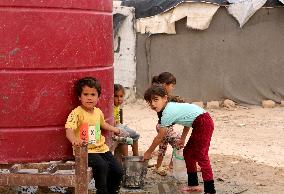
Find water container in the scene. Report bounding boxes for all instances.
[122,156,148,188]
[172,148,187,182]
[0,0,114,163]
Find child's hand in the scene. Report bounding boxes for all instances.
[71,138,83,147]
[66,128,85,147]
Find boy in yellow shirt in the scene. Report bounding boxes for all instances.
[65,77,126,194]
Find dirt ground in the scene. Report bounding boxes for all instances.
[1,100,284,194]
[122,100,284,194]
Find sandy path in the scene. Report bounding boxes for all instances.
[123,100,284,167]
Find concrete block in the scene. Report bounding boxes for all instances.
[191,101,204,108]
[206,101,220,109]
[262,100,275,108]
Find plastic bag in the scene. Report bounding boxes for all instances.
[172,148,187,182]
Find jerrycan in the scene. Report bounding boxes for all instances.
[172,148,187,182]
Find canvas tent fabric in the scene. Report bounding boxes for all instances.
[122,0,225,19]
[135,8,284,105]
[169,3,219,30]
[227,0,267,27]
[135,3,220,34]
[124,0,283,31]
[122,0,283,19]
[136,12,176,34]
[264,0,284,6]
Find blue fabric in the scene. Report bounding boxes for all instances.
[160,102,205,128]
[117,124,140,141]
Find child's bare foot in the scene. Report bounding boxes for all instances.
[179,185,203,193]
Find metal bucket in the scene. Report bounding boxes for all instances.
[122,156,148,188]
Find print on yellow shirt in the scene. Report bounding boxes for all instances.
[65,106,109,153]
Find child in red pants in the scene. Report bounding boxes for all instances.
[183,112,215,193]
[143,84,216,194]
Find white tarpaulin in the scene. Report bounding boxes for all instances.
[136,2,219,34]
[227,0,267,27]
[136,11,176,34]
[170,3,220,30]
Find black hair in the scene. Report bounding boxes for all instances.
[144,84,185,104]
[144,84,168,103]
[76,77,101,97]
[168,95,185,103]
[114,84,125,95]
[151,72,176,85]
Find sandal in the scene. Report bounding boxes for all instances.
[179,185,203,193]
[154,166,167,176]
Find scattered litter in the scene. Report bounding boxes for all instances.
[234,188,249,194]
[256,183,266,186]
[216,177,225,182]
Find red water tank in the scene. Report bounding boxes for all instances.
[0,0,114,163]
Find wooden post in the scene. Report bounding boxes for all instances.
[74,145,89,194]
[0,145,92,194]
